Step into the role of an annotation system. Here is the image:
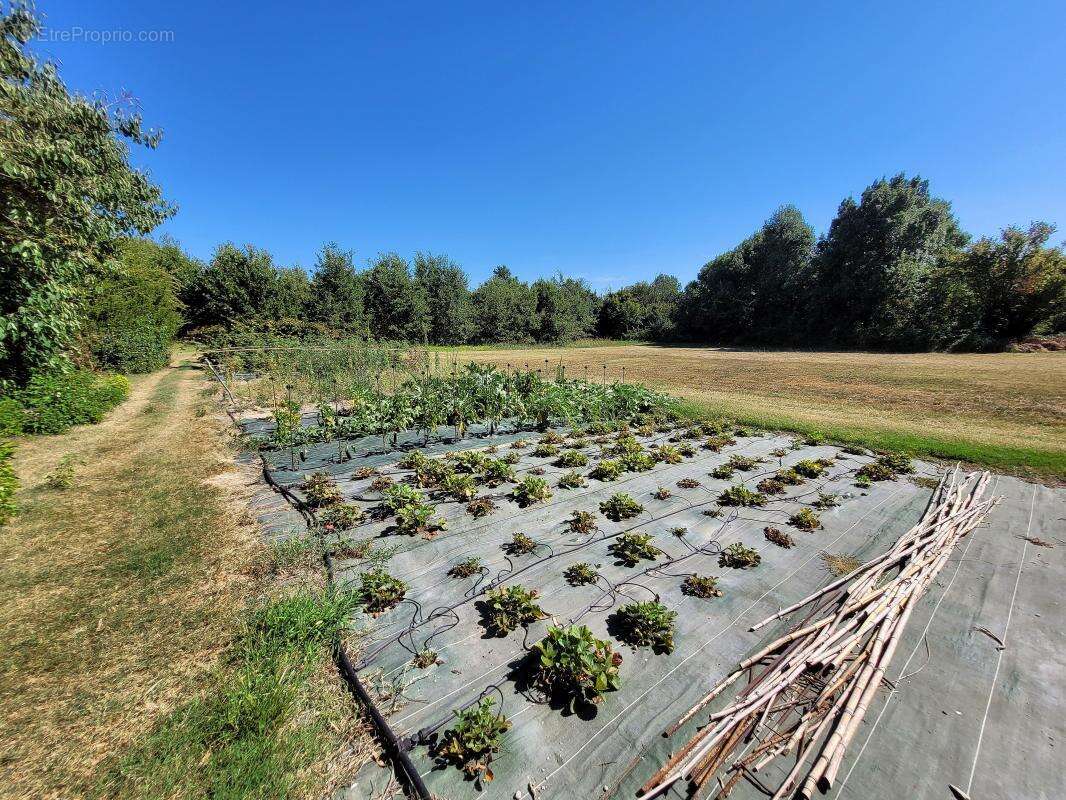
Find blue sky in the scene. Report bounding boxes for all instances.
[29,0,1066,290]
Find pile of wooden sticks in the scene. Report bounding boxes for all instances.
[639,468,995,800]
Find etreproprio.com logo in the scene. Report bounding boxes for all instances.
[37,26,175,44]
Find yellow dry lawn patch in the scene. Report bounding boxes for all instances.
[0,356,369,799]
[453,344,1066,478]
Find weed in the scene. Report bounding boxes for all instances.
[503,532,537,556]
[567,510,597,534]
[449,557,483,579]
[529,624,622,711]
[764,527,794,548]
[789,507,822,531]
[609,532,660,566]
[909,475,941,490]
[358,569,407,613]
[555,450,588,468]
[564,563,598,585]
[43,454,78,489]
[717,484,767,507]
[841,445,867,456]
[821,551,861,576]
[676,477,701,489]
[511,475,552,507]
[590,459,623,481]
[611,601,677,654]
[270,536,320,572]
[332,538,374,560]
[854,474,873,488]
[682,574,723,598]
[482,585,544,635]
[599,493,644,521]
[719,543,762,569]
[466,497,497,518]
[557,470,587,489]
[435,697,510,786]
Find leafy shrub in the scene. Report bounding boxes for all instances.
[589,459,623,481]
[563,563,597,585]
[555,449,588,468]
[358,569,407,613]
[511,475,552,507]
[449,557,483,578]
[599,493,644,521]
[482,584,544,635]
[609,532,660,566]
[529,624,622,711]
[719,543,762,569]
[302,472,341,507]
[435,697,510,785]
[682,574,722,598]
[16,370,129,434]
[789,507,822,531]
[557,470,586,489]
[0,398,25,437]
[466,497,497,518]
[764,526,794,548]
[0,441,16,525]
[676,477,700,489]
[567,510,597,534]
[717,484,767,507]
[611,601,676,653]
[319,503,364,531]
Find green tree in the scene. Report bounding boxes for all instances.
[812,174,968,349]
[413,252,472,344]
[600,274,681,340]
[363,253,426,341]
[471,266,537,343]
[533,274,598,342]
[307,243,365,332]
[181,243,290,329]
[0,4,171,384]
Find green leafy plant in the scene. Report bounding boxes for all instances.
[789,507,822,531]
[682,574,723,598]
[503,532,537,556]
[466,497,497,518]
[381,482,423,512]
[793,459,831,478]
[529,624,622,711]
[540,430,564,444]
[332,538,373,560]
[532,443,559,458]
[480,459,515,486]
[854,473,873,488]
[452,450,488,473]
[435,697,510,785]
[557,470,586,489]
[599,493,644,521]
[702,435,736,452]
[43,454,78,489]
[611,601,677,653]
[589,459,623,481]
[395,501,445,537]
[319,503,364,531]
[717,484,767,507]
[719,542,762,568]
[619,451,656,472]
[449,557,483,579]
[711,464,735,480]
[503,452,521,465]
[555,449,588,468]
[302,472,342,507]
[609,532,660,566]
[727,454,760,471]
[757,477,786,494]
[358,568,407,613]
[670,526,687,537]
[510,438,529,449]
[677,443,696,457]
[775,468,805,485]
[813,492,841,509]
[563,563,597,585]
[655,444,683,464]
[567,510,597,534]
[676,477,701,489]
[703,508,723,518]
[482,585,544,635]
[441,471,477,501]
[511,475,552,507]
[764,526,794,548]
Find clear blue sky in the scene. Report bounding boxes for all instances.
[29,0,1066,290]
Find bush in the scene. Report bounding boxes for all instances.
[0,440,16,525]
[91,319,172,374]
[0,398,25,437]
[16,369,129,434]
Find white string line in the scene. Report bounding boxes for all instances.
[965,483,1035,795]
[834,472,1001,795]
[532,485,910,792]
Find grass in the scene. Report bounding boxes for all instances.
[450,343,1066,479]
[0,357,371,800]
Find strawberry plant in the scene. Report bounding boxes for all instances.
[717,484,767,507]
[677,443,696,457]
[567,509,597,534]
[711,464,735,479]
[589,459,623,481]
[302,472,341,507]
[611,601,677,654]
[351,466,377,480]
[599,492,644,521]
[727,454,760,471]
[449,557,483,578]
[466,497,497,518]
[676,477,701,489]
[563,562,597,585]
[358,568,407,613]
[395,501,445,537]
[370,475,394,493]
[609,532,660,566]
[511,475,552,507]
[652,486,672,500]
[412,649,440,669]
[557,470,587,489]
[381,482,425,513]
[435,697,510,786]
[655,444,683,464]
[555,449,588,468]
[529,624,622,711]
[764,526,794,547]
[503,532,537,556]
[793,458,831,478]
[441,472,477,501]
[682,574,722,598]
[619,451,656,472]
[789,507,822,531]
[757,476,787,494]
[480,459,515,486]
[719,543,762,569]
[813,492,841,509]
[482,585,544,635]
[319,503,364,531]
[532,443,559,458]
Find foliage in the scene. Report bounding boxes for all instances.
[532,274,598,342]
[502,532,537,556]
[717,483,767,507]
[726,454,760,471]
[608,532,660,566]
[441,471,477,501]
[532,442,559,457]
[0,439,16,524]
[757,476,786,494]
[357,569,407,613]
[567,509,597,534]
[599,493,644,521]
[412,649,440,669]
[789,507,822,531]
[813,492,841,509]
[611,601,677,653]
[414,252,474,344]
[14,369,129,434]
[856,453,911,482]
[793,458,831,478]
[675,477,701,489]
[555,449,588,467]
[449,557,483,579]
[563,563,597,585]
[590,459,623,481]
[395,501,445,536]
[719,543,762,569]
[466,497,496,518]
[306,243,366,331]
[557,470,586,489]
[656,444,683,464]
[435,697,510,785]
[764,526,794,548]
[529,624,622,711]
[619,451,656,472]
[511,475,552,507]
[652,486,672,500]
[682,574,723,598]
[302,472,341,508]
[598,274,680,340]
[480,458,515,486]
[0,4,172,383]
[319,503,364,531]
[471,266,538,344]
[481,585,544,635]
[711,464,735,479]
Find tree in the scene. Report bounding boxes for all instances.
[413,252,472,344]
[363,253,426,341]
[600,274,681,340]
[471,266,537,343]
[0,5,171,384]
[533,275,598,342]
[181,243,289,329]
[812,174,968,349]
[308,243,366,333]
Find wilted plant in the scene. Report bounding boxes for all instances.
[510,439,529,450]
[332,538,373,560]
[540,430,564,444]
[702,435,736,452]
[302,472,342,507]
[770,448,788,458]
[612,601,677,654]
[351,466,377,480]
[652,486,672,500]
[557,470,587,489]
[717,484,767,507]
[719,542,762,569]
[703,508,723,518]
[511,475,552,507]
[775,468,805,485]
[764,526,794,548]
[529,624,622,711]
[449,557,483,578]
[567,510,597,534]
[370,475,394,493]
[528,466,546,475]
[676,477,701,489]
[609,532,660,566]
[503,532,537,556]
[590,459,623,481]
[555,449,588,468]
[319,503,364,531]
[821,551,861,576]
[482,584,544,635]
[789,507,822,531]
[682,574,723,598]
[503,452,521,465]
[359,568,407,613]
[757,477,787,495]
[466,497,497,518]
[563,562,597,585]
[435,697,510,786]
[677,443,697,457]
[599,492,644,521]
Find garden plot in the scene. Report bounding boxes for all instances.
[249,412,977,800]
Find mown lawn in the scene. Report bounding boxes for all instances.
[448,343,1066,479]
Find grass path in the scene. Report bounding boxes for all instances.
[0,356,369,799]
[448,344,1066,479]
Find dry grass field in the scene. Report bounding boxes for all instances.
[448,343,1066,479]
